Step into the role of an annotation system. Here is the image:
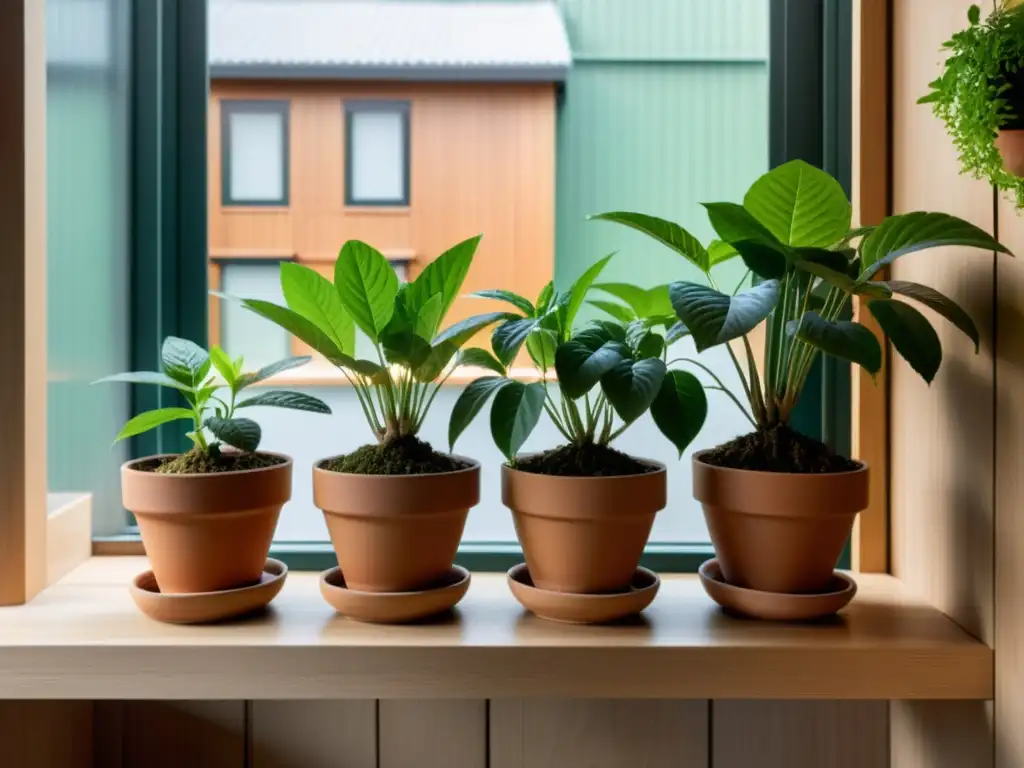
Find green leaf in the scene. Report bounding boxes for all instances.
[237,390,332,414]
[412,341,458,382]
[968,4,981,24]
[162,337,209,387]
[555,339,628,399]
[433,311,520,348]
[469,289,534,316]
[209,345,237,387]
[795,259,893,298]
[236,356,313,390]
[885,280,980,351]
[205,416,262,453]
[650,370,708,457]
[730,240,789,279]
[564,253,615,333]
[591,283,651,315]
[859,212,1010,281]
[708,239,740,267]
[411,293,443,340]
[382,330,432,368]
[115,407,194,442]
[634,332,664,360]
[230,296,345,362]
[788,312,883,375]
[869,299,943,383]
[742,159,852,247]
[535,282,554,314]
[334,240,399,341]
[490,380,546,461]
[702,202,782,246]
[665,321,690,345]
[280,262,356,355]
[403,235,481,336]
[601,358,667,424]
[448,376,510,451]
[457,347,506,375]
[492,318,538,367]
[526,328,558,370]
[92,371,193,393]
[589,211,710,271]
[669,280,780,352]
[587,299,636,323]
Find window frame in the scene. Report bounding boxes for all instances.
[343,99,411,207]
[220,99,291,207]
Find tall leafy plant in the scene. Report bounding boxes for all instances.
[447,259,707,461]
[594,160,1009,432]
[220,237,495,444]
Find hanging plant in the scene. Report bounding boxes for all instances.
[920,2,1024,205]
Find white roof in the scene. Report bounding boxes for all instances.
[210,0,572,82]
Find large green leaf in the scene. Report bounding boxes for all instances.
[601,358,666,423]
[669,280,780,352]
[564,253,614,333]
[742,159,852,247]
[237,390,332,414]
[237,356,313,390]
[230,296,342,359]
[162,337,209,387]
[702,202,782,246]
[730,240,789,279]
[869,299,943,383]
[859,212,1010,281]
[334,240,399,341]
[93,371,193,393]
[526,328,558,370]
[457,347,506,376]
[115,407,194,442]
[403,235,481,335]
[589,211,710,271]
[885,280,979,350]
[555,339,628,399]
[795,259,893,298]
[588,299,635,323]
[788,312,882,375]
[208,346,237,387]
[468,289,534,316]
[433,311,520,348]
[412,341,459,382]
[448,376,510,450]
[492,318,538,367]
[707,239,740,267]
[490,380,546,460]
[382,330,432,368]
[205,416,262,453]
[650,370,708,457]
[280,262,356,355]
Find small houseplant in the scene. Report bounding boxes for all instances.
[226,237,488,593]
[920,2,1024,201]
[448,259,708,594]
[595,159,1008,599]
[97,338,330,594]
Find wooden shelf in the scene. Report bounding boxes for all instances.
[0,558,991,701]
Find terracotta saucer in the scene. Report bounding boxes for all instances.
[699,558,857,621]
[507,563,660,625]
[130,558,288,625]
[320,566,470,624]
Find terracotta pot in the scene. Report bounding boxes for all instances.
[501,459,666,594]
[692,452,869,595]
[121,453,292,594]
[996,129,1024,176]
[313,457,479,593]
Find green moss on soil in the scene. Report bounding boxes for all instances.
[511,443,655,477]
[323,435,468,476]
[137,449,285,475]
[699,424,860,474]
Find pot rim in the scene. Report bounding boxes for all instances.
[313,453,480,479]
[692,450,868,479]
[122,451,293,478]
[503,453,667,481]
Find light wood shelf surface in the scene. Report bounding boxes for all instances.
[0,558,991,701]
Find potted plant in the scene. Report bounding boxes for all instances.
[594,159,1008,607]
[96,338,331,594]
[227,237,490,594]
[920,2,1024,201]
[448,259,707,595]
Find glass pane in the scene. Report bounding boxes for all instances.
[229,111,284,202]
[349,109,405,203]
[220,263,290,368]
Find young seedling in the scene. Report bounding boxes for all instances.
[95,337,330,471]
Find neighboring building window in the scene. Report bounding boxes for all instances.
[219,261,291,366]
[222,100,289,205]
[345,101,410,206]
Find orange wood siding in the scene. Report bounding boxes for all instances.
[209,80,557,364]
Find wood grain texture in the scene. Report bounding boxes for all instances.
[120,702,245,768]
[0,0,47,605]
[379,700,486,768]
[714,701,888,768]
[46,493,91,587]
[0,701,92,768]
[490,699,707,768]
[0,558,991,700]
[891,701,991,768]
[251,700,376,768]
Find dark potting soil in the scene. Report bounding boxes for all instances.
[137,450,286,475]
[511,442,656,477]
[698,424,860,474]
[323,434,469,475]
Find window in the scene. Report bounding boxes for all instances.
[344,101,410,206]
[222,100,289,205]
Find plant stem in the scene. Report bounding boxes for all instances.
[544,403,574,442]
[670,357,755,425]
